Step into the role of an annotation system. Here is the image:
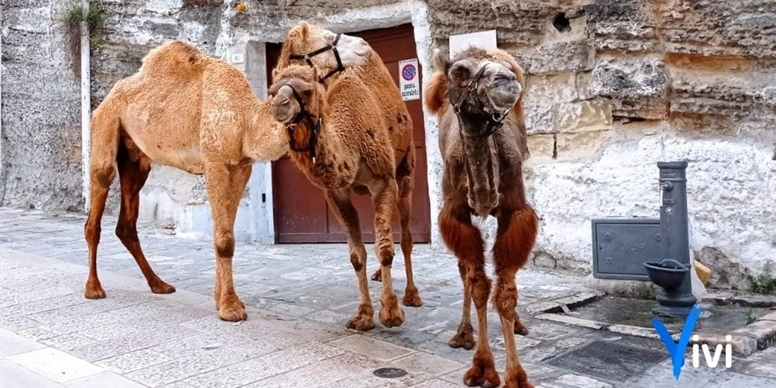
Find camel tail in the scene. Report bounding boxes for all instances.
[424,70,449,115]
[140,40,208,75]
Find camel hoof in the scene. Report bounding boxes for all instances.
[150,281,176,295]
[402,287,423,307]
[346,315,376,331]
[84,285,106,300]
[463,358,500,388]
[371,268,382,282]
[503,366,533,388]
[379,298,405,328]
[218,298,248,322]
[514,319,529,336]
[449,322,475,350]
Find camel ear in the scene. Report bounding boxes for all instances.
[271,68,280,83]
[433,48,449,74]
[300,22,310,39]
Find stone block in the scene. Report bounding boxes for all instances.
[606,324,663,340]
[556,99,613,133]
[733,320,776,350]
[96,348,173,374]
[543,373,614,388]
[535,313,608,330]
[584,0,659,53]
[587,57,669,119]
[524,73,578,134]
[7,347,104,383]
[691,333,759,357]
[555,130,609,161]
[0,329,46,357]
[329,334,415,362]
[519,39,594,75]
[760,312,776,322]
[526,135,556,160]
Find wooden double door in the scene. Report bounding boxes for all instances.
[267,24,431,244]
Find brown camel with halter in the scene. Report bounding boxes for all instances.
[272,22,423,309]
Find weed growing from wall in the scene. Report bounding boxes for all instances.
[56,0,107,77]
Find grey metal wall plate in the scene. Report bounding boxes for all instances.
[591,218,661,281]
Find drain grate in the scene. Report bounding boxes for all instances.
[547,340,667,382]
[373,367,408,379]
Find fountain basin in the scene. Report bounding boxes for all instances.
[643,259,689,290]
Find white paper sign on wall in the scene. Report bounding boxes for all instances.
[398,58,420,101]
[449,30,498,60]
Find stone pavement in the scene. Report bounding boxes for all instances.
[1,207,775,388]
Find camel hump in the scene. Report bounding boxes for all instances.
[140,40,208,75]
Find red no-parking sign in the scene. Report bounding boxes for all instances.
[398,58,420,101]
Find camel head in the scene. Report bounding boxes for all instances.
[433,47,523,137]
[268,65,327,159]
[282,22,372,81]
[433,47,525,217]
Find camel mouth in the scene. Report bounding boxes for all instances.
[485,78,521,114]
[270,86,299,125]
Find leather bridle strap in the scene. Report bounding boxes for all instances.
[285,85,322,163]
[451,63,509,139]
[289,33,345,82]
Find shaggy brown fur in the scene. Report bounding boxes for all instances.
[275,22,423,308]
[84,39,294,322]
[426,47,539,388]
[268,65,411,330]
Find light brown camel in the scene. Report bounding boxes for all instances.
[267,62,411,330]
[425,47,538,388]
[83,36,370,322]
[273,21,423,308]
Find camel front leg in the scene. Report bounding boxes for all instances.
[204,162,252,322]
[440,198,478,350]
[324,189,375,331]
[439,197,499,387]
[370,179,404,328]
[492,206,539,388]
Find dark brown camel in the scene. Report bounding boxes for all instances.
[425,47,538,388]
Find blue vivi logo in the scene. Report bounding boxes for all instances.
[652,304,702,380]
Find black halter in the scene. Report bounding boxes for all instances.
[289,33,345,82]
[285,85,322,163]
[451,64,509,139]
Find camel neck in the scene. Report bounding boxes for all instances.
[457,115,502,218]
[243,100,289,162]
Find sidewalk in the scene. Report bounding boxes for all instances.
[1,207,775,387]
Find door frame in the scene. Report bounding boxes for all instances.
[241,0,443,246]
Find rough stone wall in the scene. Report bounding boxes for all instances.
[430,0,776,285]
[2,0,773,284]
[1,0,84,212]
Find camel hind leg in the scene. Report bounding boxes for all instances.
[396,150,421,307]
[370,179,405,328]
[371,152,423,307]
[115,139,175,294]
[325,189,375,331]
[83,107,120,299]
